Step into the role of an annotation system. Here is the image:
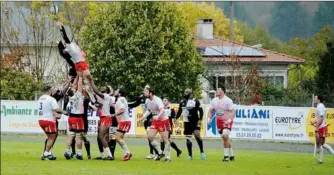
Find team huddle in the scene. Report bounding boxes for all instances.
[36,20,331,164]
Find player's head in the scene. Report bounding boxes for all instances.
[216,86,226,97]
[144,86,155,98]
[103,86,113,95]
[67,87,75,97]
[163,97,170,106]
[183,88,192,99]
[114,87,125,98]
[43,85,52,95]
[314,95,323,105]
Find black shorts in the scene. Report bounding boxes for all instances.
[183,121,200,135]
[144,119,152,130]
[111,116,118,127]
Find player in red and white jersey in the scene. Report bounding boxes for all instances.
[207,86,236,162]
[311,95,332,163]
[87,75,114,160]
[113,88,132,161]
[143,87,171,162]
[38,85,68,160]
[64,72,86,160]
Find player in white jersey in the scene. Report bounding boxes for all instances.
[38,85,68,160]
[207,87,236,162]
[142,87,172,162]
[87,75,114,160]
[64,72,87,160]
[311,95,332,163]
[113,88,133,161]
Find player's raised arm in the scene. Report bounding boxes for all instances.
[77,72,83,93]
[87,75,104,98]
[57,21,70,44]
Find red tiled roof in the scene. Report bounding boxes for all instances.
[195,37,305,64]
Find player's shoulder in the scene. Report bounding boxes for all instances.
[317,103,326,109]
[224,95,233,103]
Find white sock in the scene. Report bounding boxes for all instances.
[318,146,324,162]
[65,149,70,154]
[105,147,112,157]
[224,148,229,157]
[77,149,82,156]
[323,143,334,155]
[43,151,50,156]
[151,140,162,154]
[100,152,104,158]
[118,140,130,155]
[229,148,234,157]
[165,142,171,159]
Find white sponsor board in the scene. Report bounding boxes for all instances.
[272,107,309,141]
[1,100,44,133]
[206,105,273,140]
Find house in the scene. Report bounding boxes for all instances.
[195,19,304,103]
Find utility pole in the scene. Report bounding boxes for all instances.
[229,1,234,41]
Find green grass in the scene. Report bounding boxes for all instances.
[1,140,333,175]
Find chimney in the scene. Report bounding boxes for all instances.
[196,19,214,40]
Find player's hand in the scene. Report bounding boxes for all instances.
[56,21,63,28]
[139,117,145,123]
[197,120,202,127]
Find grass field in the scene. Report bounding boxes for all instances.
[1,138,333,175]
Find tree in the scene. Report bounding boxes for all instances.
[0,2,67,83]
[270,2,311,42]
[80,2,203,102]
[1,68,42,100]
[177,2,244,43]
[312,2,334,35]
[315,39,334,107]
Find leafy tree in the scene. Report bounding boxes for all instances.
[270,2,311,41]
[80,2,203,102]
[312,2,334,35]
[315,38,334,107]
[177,2,244,43]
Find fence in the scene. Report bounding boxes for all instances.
[1,100,333,143]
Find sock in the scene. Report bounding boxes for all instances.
[150,140,162,154]
[43,139,48,152]
[119,140,130,155]
[323,143,334,155]
[105,147,112,157]
[43,151,51,156]
[149,141,154,155]
[100,152,105,158]
[186,139,193,157]
[161,141,165,152]
[77,149,82,156]
[229,148,234,157]
[84,140,91,156]
[171,141,180,152]
[66,148,70,154]
[165,142,171,159]
[195,137,204,153]
[318,146,324,162]
[97,136,103,153]
[109,139,117,157]
[71,137,76,154]
[224,148,229,157]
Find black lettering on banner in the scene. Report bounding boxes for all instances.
[236,132,262,138]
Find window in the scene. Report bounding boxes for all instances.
[262,76,284,88]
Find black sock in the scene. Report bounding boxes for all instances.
[161,141,165,152]
[83,136,91,156]
[186,139,193,157]
[71,137,76,154]
[195,137,204,153]
[149,141,154,154]
[171,141,180,152]
[97,136,103,153]
[43,139,47,152]
[108,139,117,157]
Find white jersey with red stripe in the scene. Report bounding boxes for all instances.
[210,95,235,121]
[147,95,167,120]
[37,94,59,122]
[66,91,85,114]
[96,93,112,116]
[316,103,327,128]
[65,42,84,63]
[115,97,130,122]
